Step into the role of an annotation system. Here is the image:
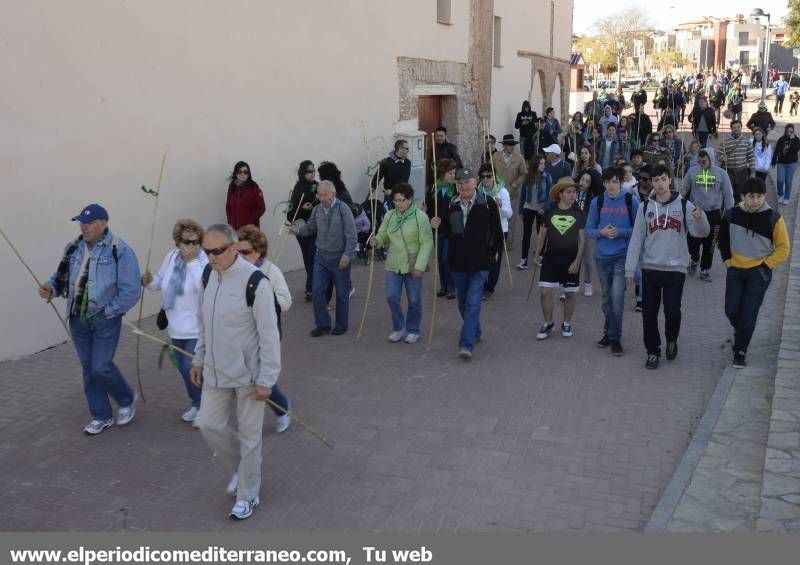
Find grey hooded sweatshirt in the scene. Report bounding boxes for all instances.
[625,191,711,277]
[193,255,281,389]
[682,164,735,212]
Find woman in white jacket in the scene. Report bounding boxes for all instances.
[477,163,512,300]
[752,127,773,183]
[141,219,208,423]
[236,225,292,433]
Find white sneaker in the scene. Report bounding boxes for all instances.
[404,333,420,344]
[116,393,138,426]
[225,474,238,497]
[276,400,291,433]
[181,406,199,423]
[83,419,113,435]
[583,283,593,297]
[561,322,574,337]
[388,330,405,342]
[229,496,260,520]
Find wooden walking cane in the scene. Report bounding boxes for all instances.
[484,119,514,288]
[134,150,167,403]
[426,133,439,347]
[526,257,541,302]
[0,226,71,339]
[357,169,381,339]
[125,321,333,449]
[271,193,305,263]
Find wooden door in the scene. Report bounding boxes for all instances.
[417,96,442,185]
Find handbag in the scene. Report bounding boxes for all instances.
[398,212,418,272]
[156,308,168,330]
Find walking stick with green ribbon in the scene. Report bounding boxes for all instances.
[1,226,71,340]
[357,168,381,339]
[271,193,304,264]
[125,321,333,449]
[484,119,513,288]
[426,133,439,348]
[135,150,168,403]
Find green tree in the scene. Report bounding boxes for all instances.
[650,50,687,73]
[573,35,616,76]
[785,0,800,47]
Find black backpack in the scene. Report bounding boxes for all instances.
[201,264,283,340]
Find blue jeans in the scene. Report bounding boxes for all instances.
[777,163,798,200]
[725,266,771,353]
[268,384,289,417]
[595,254,627,341]
[485,234,505,293]
[296,234,317,296]
[385,271,423,334]
[451,270,489,351]
[172,338,201,408]
[437,235,454,292]
[696,131,709,148]
[312,254,351,331]
[69,314,135,421]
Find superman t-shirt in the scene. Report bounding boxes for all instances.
[543,206,585,256]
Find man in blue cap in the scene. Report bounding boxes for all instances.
[39,204,141,435]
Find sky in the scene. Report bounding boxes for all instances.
[572,0,789,33]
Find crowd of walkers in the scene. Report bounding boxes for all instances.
[34,71,796,520]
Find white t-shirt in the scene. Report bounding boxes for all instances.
[148,250,208,339]
[260,260,292,312]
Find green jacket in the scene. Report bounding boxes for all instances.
[373,208,434,274]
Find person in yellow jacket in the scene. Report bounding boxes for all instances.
[370,183,434,344]
[718,177,790,368]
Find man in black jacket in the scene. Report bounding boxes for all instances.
[372,139,411,211]
[631,84,648,112]
[429,127,462,184]
[430,168,502,360]
[745,102,776,134]
[630,107,653,150]
[688,96,717,148]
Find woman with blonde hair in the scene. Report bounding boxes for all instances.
[236,225,293,433]
[141,219,208,423]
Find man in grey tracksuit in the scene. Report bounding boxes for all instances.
[682,150,735,281]
[190,224,282,521]
[626,164,710,370]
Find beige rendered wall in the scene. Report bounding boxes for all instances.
[0,0,474,360]
[489,0,573,140]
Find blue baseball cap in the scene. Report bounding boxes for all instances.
[71,204,109,223]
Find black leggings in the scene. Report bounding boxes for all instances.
[521,208,542,260]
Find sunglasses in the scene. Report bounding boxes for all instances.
[180,238,200,246]
[202,243,233,256]
[237,169,250,175]
[305,169,315,174]
[238,248,256,256]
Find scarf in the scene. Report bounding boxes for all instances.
[481,180,503,199]
[162,252,186,310]
[436,180,456,199]
[53,235,83,298]
[388,202,418,233]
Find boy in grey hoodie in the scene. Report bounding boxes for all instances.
[625,164,710,369]
[682,150,735,281]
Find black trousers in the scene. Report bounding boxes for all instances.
[521,208,542,261]
[725,266,771,353]
[642,269,686,356]
[729,168,750,204]
[687,209,722,271]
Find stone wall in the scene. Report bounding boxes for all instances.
[517,51,572,125]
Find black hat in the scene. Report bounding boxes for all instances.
[501,134,519,145]
[455,168,477,181]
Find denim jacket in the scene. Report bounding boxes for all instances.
[47,229,141,319]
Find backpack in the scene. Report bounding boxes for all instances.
[201,264,283,340]
[595,192,634,227]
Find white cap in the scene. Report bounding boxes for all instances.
[543,144,562,154]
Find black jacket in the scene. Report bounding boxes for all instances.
[372,153,411,210]
[630,112,653,147]
[446,192,502,273]
[689,107,717,135]
[515,110,538,138]
[772,136,800,165]
[431,141,463,170]
[746,111,776,133]
[288,180,317,223]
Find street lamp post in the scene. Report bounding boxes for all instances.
[751,8,771,103]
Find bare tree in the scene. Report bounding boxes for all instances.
[591,6,652,84]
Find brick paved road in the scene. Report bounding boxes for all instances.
[0,243,732,532]
[2,97,759,532]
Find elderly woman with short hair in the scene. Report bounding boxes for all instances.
[236,225,292,433]
[370,183,433,343]
[141,219,208,423]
